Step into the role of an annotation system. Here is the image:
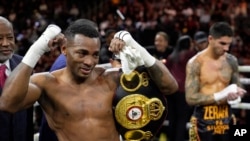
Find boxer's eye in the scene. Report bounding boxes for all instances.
[76,50,88,57]
[219,42,229,46]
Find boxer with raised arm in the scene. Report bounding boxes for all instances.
[185,22,247,141]
[0,20,178,141]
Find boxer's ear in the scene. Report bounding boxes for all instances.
[60,44,66,55]
[60,37,67,55]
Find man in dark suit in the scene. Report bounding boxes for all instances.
[0,16,33,141]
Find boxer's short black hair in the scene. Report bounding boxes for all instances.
[64,19,99,39]
[209,22,233,39]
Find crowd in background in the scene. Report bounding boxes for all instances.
[1,0,250,137]
[0,0,249,70]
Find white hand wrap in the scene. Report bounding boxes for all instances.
[214,84,237,102]
[115,31,156,67]
[22,24,61,68]
[228,96,241,105]
[117,46,144,74]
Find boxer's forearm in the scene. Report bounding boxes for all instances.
[0,25,61,113]
[0,63,33,113]
[147,60,178,95]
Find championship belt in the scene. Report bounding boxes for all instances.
[113,66,168,141]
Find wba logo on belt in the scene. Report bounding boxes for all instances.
[113,66,168,141]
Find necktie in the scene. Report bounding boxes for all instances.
[0,64,7,88]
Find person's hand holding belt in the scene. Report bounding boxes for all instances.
[109,31,156,74]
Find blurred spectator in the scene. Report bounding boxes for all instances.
[165,35,196,141]
[146,31,173,64]
[193,31,208,52]
[99,28,116,64]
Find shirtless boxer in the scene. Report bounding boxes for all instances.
[185,22,247,141]
[0,20,178,141]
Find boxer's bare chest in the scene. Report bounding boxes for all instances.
[200,59,233,86]
[43,80,115,123]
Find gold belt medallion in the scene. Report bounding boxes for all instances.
[115,94,165,129]
[120,71,149,92]
[124,129,153,140]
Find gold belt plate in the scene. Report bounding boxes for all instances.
[115,94,165,129]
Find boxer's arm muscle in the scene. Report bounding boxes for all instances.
[0,25,61,113]
[185,59,215,106]
[0,63,42,113]
[227,55,241,86]
[147,60,178,95]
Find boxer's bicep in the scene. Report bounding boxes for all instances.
[21,81,42,110]
[20,75,44,110]
[147,60,178,95]
[185,60,215,106]
[185,60,201,105]
[227,55,241,86]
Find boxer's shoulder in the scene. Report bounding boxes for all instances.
[94,67,121,82]
[31,71,57,85]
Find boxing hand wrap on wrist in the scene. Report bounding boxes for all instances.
[22,24,61,68]
[115,31,156,67]
[213,84,237,102]
[228,96,241,105]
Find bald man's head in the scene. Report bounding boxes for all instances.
[0,16,13,31]
[0,16,15,63]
